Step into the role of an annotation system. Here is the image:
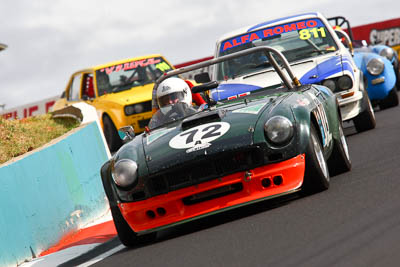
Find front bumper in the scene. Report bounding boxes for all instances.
[118,154,305,234]
[366,75,395,101]
[337,90,364,121]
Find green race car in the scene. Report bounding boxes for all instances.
[100,46,351,246]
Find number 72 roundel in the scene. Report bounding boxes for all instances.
[169,122,230,150]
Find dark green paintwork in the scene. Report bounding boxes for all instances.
[102,82,341,204]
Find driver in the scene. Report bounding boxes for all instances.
[148,77,197,129]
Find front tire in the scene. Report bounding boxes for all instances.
[302,124,330,194]
[103,115,122,152]
[110,204,157,247]
[327,118,352,176]
[353,94,376,133]
[379,87,399,110]
[101,169,157,247]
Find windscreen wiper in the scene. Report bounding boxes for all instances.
[304,39,326,54]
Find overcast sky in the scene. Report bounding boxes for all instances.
[1,0,399,109]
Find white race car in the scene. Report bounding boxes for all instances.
[211,12,375,132]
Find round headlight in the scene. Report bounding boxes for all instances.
[124,105,135,116]
[367,58,384,75]
[379,47,394,61]
[264,116,294,145]
[134,104,144,114]
[112,159,138,188]
[337,76,353,90]
[322,79,337,92]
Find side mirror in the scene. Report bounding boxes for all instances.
[194,72,211,83]
[118,126,135,142]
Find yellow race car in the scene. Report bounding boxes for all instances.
[53,54,174,151]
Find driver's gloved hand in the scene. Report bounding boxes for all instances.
[208,99,217,106]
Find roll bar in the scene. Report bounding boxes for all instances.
[327,16,355,42]
[154,46,301,90]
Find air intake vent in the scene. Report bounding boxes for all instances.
[181,110,224,130]
[147,147,264,196]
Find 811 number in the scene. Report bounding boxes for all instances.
[299,27,326,40]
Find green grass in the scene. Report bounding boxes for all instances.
[0,114,79,164]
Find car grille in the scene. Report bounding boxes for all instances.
[140,101,152,112]
[146,147,264,196]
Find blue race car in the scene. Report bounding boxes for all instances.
[353,48,398,109]
[368,44,400,89]
[329,16,399,109]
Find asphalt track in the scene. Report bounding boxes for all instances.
[66,101,400,267]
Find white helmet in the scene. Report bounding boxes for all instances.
[156,77,192,114]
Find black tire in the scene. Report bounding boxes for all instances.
[394,62,400,90]
[103,115,122,152]
[327,119,352,176]
[110,204,157,247]
[353,94,376,133]
[302,124,330,194]
[379,87,399,110]
[101,169,157,247]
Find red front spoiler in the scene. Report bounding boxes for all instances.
[119,154,305,234]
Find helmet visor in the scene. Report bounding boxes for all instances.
[158,92,185,108]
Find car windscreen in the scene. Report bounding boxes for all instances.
[216,18,338,80]
[95,56,172,96]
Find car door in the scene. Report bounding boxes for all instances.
[65,72,84,106]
